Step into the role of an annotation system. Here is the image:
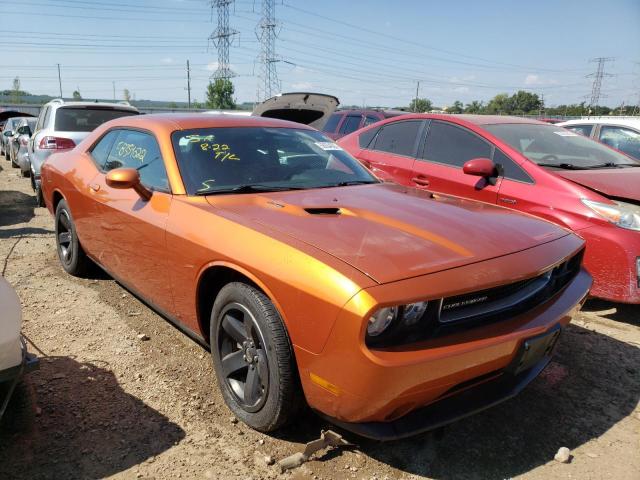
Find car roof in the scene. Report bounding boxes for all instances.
[559,117,640,128]
[101,113,318,131]
[47,100,139,112]
[380,113,548,126]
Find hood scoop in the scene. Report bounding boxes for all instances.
[304,207,342,215]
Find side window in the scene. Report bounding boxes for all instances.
[105,130,169,191]
[493,149,533,183]
[35,108,47,132]
[599,126,640,159]
[421,121,492,167]
[89,130,120,169]
[373,120,422,157]
[339,115,362,135]
[42,107,52,129]
[363,115,379,127]
[566,124,593,137]
[322,113,341,133]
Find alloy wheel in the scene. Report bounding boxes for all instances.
[217,302,270,412]
[56,210,73,265]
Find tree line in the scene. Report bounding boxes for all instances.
[408,90,639,116]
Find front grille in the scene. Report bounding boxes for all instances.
[433,248,584,336]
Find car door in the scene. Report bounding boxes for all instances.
[88,128,174,313]
[358,119,425,185]
[413,120,499,204]
[597,125,640,160]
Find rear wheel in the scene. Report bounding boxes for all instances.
[34,182,44,207]
[210,282,302,432]
[55,199,92,276]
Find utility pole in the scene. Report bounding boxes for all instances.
[586,57,614,116]
[113,81,116,101]
[186,60,192,109]
[539,93,544,117]
[57,63,62,98]
[414,80,420,112]
[210,0,238,83]
[256,0,280,102]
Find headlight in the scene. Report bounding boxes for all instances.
[582,199,640,231]
[367,306,398,337]
[366,301,429,339]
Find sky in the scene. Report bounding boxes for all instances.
[1,0,639,108]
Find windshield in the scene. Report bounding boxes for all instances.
[485,123,640,169]
[171,127,378,195]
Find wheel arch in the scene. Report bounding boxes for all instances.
[196,261,286,344]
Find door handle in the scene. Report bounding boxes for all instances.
[499,197,517,205]
[89,183,100,192]
[412,176,430,187]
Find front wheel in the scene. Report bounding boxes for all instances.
[210,282,302,432]
[55,199,92,276]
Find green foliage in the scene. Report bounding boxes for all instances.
[464,100,485,113]
[447,100,464,114]
[206,79,236,110]
[72,90,82,100]
[409,97,432,113]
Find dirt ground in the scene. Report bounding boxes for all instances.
[0,153,638,480]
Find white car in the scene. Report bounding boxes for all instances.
[0,277,38,410]
[558,117,640,161]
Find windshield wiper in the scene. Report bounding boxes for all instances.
[587,162,640,168]
[316,180,379,189]
[195,184,305,195]
[536,162,586,170]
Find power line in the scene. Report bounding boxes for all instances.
[210,0,239,81]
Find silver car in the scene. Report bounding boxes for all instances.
[1,117,25,158]
[8,118,37,176]
[28,99,139,205]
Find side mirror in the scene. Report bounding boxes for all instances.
[3,130,13,137]
[462,157,497,177]
[105,168,152,201]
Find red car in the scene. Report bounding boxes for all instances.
[322,109,408,140]
[338,114,640,304]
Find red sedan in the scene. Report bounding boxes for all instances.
[338,114,640,304]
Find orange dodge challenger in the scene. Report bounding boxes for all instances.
[41,114,591,440]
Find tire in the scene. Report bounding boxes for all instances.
[21,168,29,178]
[10,149,18,168]
[54,199,92,276]
[210,282,302,432]
[35,182,45,207]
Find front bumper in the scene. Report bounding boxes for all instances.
[295,235,591,435]
[579,225,640,303]
[319,347,554,440]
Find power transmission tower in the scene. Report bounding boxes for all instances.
[209,0,238,82]
[256,0,280,101]
[586,57,614,115]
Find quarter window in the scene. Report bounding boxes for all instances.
[339,115,362,135]
[373,120,422,157]
[421,121,492,167]
[42,107,52,130]
[105,130,169,191]
[493,149,533,183]
[89,130,119,169]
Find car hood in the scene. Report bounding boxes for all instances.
[252,92,339,130]
[553,168,640,202]
[207,184,570,284]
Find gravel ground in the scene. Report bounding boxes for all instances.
[0,154,638,480]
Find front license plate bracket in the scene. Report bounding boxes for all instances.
[507,323,562,376]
